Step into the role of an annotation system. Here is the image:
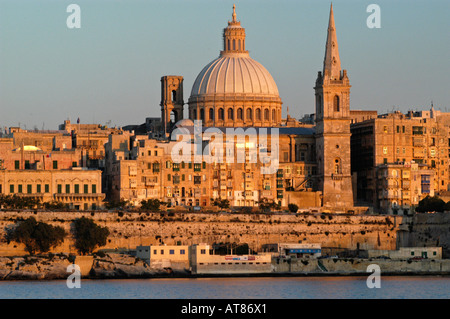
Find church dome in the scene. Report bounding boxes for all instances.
[187,5,282,127]
[190,53,280,98]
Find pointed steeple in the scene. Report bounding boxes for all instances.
[323,3,342,80]
[232,4,237,23]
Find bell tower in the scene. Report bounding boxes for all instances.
[314,4,353,208]
[161,75,184,137]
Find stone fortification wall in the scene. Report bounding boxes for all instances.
[397,212,450,258]
[274,257,450,275]
[0,211,401,256]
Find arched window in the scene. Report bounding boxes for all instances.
[200,109,205,121]
[172,90,177,102]
[228,108,234,120]
[192,109,197,120]
[233,39,236,50]
[209,108,214,121]
[227,39,230,51]
[246,108,252,120]
[334,95,340,112]
[334,158,341,174]
[272,109,276,121]
[238,40,241,51]
[218,108,224,120]
[264,109,269,120]
[237,108,243,120]
[255,108,261,120]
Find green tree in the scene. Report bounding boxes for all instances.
[211,198,230,209]
[416,195,445,213]
[288,203,299,213]
[72,217,110,255]
[140,199,161,211]
[104,198,130,210]
[5,217,66,255]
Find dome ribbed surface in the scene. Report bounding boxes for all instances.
[190,54,280,98]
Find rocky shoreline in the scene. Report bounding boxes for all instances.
[0,253,185,281]
[1,253,450,281]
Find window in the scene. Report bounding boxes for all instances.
[227,108,233,120]
[255,108,261,120]
[72,161,77,167]
[27,185,32,194]
[153,162,160,173]
[25,160,30,169]
[18,185,23,193]
[383,146,388,155]
[237,108,243,120]
[153,250,157,255]
[209,108,214,121]
[169,250,175,255]
[383,126,388,133]
[74,184,80,194]
[92,184,97,193]
[194,176,201,184]
[334,158,341,174]
[37,184,41,193]
[15,161,20,170]
[57,184,62,194]
[84,184,89,194]
[246,108,252,120]
[194,163,201,172]
[65,185,70,193]
[180,250,185,255]
[333,95,340,112]
[200,249,206,254]
[218,108,224,120]
[53,161,58,169]
[10,185,14,193]
[167,174,171,182]
[264,109,269,120]
[160,250,164,255]
[45,184,49,193]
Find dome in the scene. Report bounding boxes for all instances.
[190,52,280,98]
[176,118,194,127]
[187,5,282,128]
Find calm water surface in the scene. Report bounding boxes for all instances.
[0,276,449,299]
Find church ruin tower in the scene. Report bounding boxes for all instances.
[161,75,184,137]
[314,4,354,208]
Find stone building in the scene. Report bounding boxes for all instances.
[139,4,354,210]
[376,161,435,215]
[351,107,450,212]
[0,168,104,210]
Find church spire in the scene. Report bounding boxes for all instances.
[323,3,342,80]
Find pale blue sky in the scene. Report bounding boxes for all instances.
[0,0,449,130]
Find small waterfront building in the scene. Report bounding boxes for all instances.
[136,245,190,270]
[368,247,442,260]
[189,244,272,274]
[262,243,322,259]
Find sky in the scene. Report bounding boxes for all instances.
[0,0,449,130]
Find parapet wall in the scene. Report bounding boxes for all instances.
[0,211,401,256]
